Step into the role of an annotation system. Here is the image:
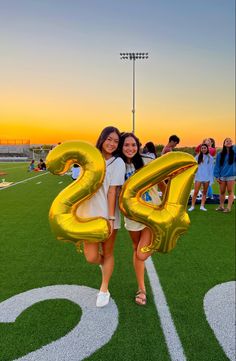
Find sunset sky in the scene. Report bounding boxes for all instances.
[0,0,235,147]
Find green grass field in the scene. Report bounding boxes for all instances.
[0,162,235,361]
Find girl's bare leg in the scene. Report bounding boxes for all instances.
[219,181,227,208]
[201,182,209,207]
[83,242,102,264]
[99,230,117,292]
[129,231,146,293]
[191,181,201,207]
[136,227,153,262]
[226,180,235,210]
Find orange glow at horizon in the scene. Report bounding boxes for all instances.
[1,110,235,148]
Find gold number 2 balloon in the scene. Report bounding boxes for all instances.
[46,141,110,247]
[119,152,198,253]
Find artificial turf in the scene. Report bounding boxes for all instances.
[0,162,235,361]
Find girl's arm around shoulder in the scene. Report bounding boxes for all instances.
[110,157,126,185]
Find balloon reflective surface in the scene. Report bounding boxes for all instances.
[46,141,110,245]
[119,152,198,253]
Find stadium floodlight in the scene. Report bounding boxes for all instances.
[120,52,149,133]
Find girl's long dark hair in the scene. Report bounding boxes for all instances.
[209,138,215,148]
[119,132,144,170]
[198,144,209,164]
[96,126,121,155]
[143,141,157,158]
[220,139,234,166]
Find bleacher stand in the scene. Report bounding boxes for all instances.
[0,140,30,162]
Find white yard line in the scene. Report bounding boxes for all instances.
[146,257,187,361]
[0,172,49,190]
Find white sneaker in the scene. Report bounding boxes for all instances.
[188,206,195,212]
[96,291,110,308]
[200,206,207,211]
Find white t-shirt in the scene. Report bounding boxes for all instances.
[124,156,161,232]
[76,156,125,229]
[71,165,80,180]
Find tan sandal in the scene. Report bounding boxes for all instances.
[223,208,231,213]
[215,206,224,211]
[135,290,146,306]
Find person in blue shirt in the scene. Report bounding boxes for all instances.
[214,138,236,212]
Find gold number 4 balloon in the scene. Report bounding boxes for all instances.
[46,141,110,247]
[119,152,198,253]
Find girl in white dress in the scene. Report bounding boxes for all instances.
[119,133,161,306]
[188,143,214,212]
[76,126,125,307]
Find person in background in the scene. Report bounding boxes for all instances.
[214,138,236,213]
[207,138,216,199]
[188,144,214,212]
[195,138,216,199]
[161,135,180,155]
[28,159,35,171]
[38,159,46,170]
[119,132,161,306]
[76,126,126,307]
[160,135,180,195]
[195,138,216,157]
[142,141,157,159]
[71,164,80,180]
[209,138,216,149]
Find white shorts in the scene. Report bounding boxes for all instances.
[124,217,146,232]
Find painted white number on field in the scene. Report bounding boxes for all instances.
[0,285,119,361]
[204,281,236,361]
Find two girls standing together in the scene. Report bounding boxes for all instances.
[76,126,158,308]
[189,137,235,212]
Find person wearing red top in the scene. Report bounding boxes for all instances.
[195,138,216,157]
[161,135,180,155]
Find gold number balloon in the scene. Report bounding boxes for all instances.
[46,141,110,246]
[119,152,198,253]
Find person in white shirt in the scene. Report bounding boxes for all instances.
[71,164,80,180]
[188,143,214,212]
[76,126,125,307]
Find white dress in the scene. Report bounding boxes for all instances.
[194,154,214,184]
[76,156,126,229]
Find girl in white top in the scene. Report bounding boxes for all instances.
[119,133,161,306]
[188,143,214,212]
[76,126,125,307]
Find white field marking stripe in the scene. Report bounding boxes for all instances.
[0,285,119,361]
[145,257,187,361]
[0,172,49,190]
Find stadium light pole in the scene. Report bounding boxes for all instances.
[120,52,149,133]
